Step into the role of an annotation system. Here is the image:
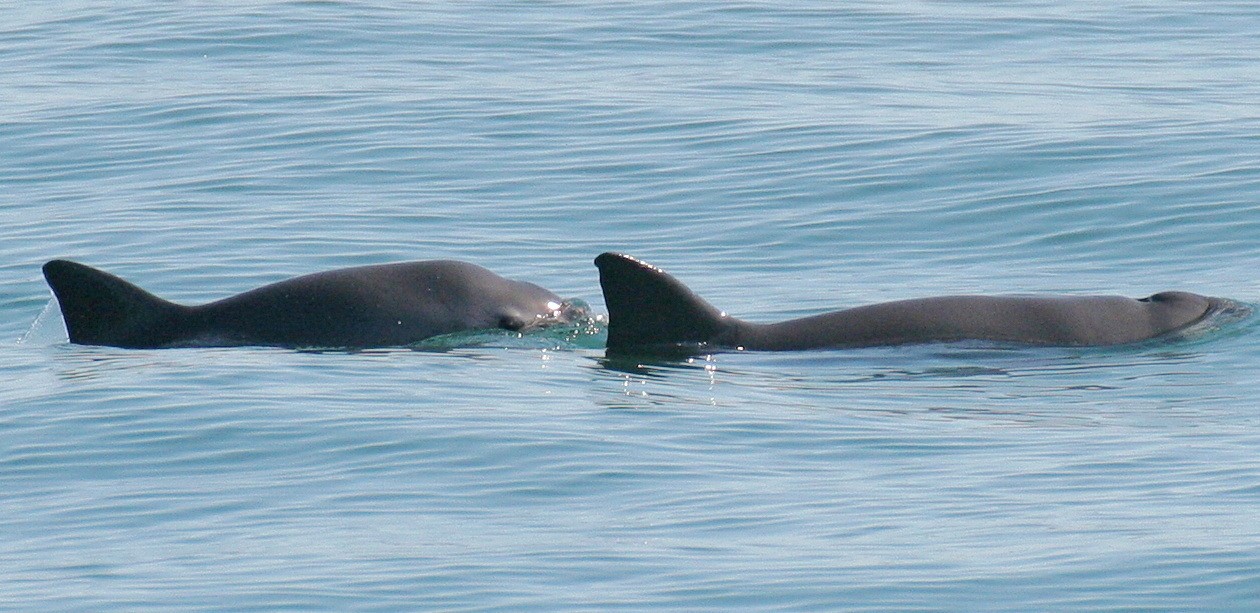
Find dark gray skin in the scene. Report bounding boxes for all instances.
[42,259,584,349]
[594,252,1222,353]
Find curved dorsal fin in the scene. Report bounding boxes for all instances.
[42,260,186,348]
[594,253,732,353]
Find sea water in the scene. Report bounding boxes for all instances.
[3,2,1260,610]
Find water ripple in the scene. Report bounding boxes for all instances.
[4,1,1260,610]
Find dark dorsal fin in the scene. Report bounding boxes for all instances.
[42,260,186,348]
[594,253,732,353]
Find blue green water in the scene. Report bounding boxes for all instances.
[4,2,1260,610]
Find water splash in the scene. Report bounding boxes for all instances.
[411,307,607,352]
[16,296,66,346]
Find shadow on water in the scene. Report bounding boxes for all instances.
[595,351,721,377]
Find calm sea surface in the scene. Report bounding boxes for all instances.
[4,2,1260,610]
